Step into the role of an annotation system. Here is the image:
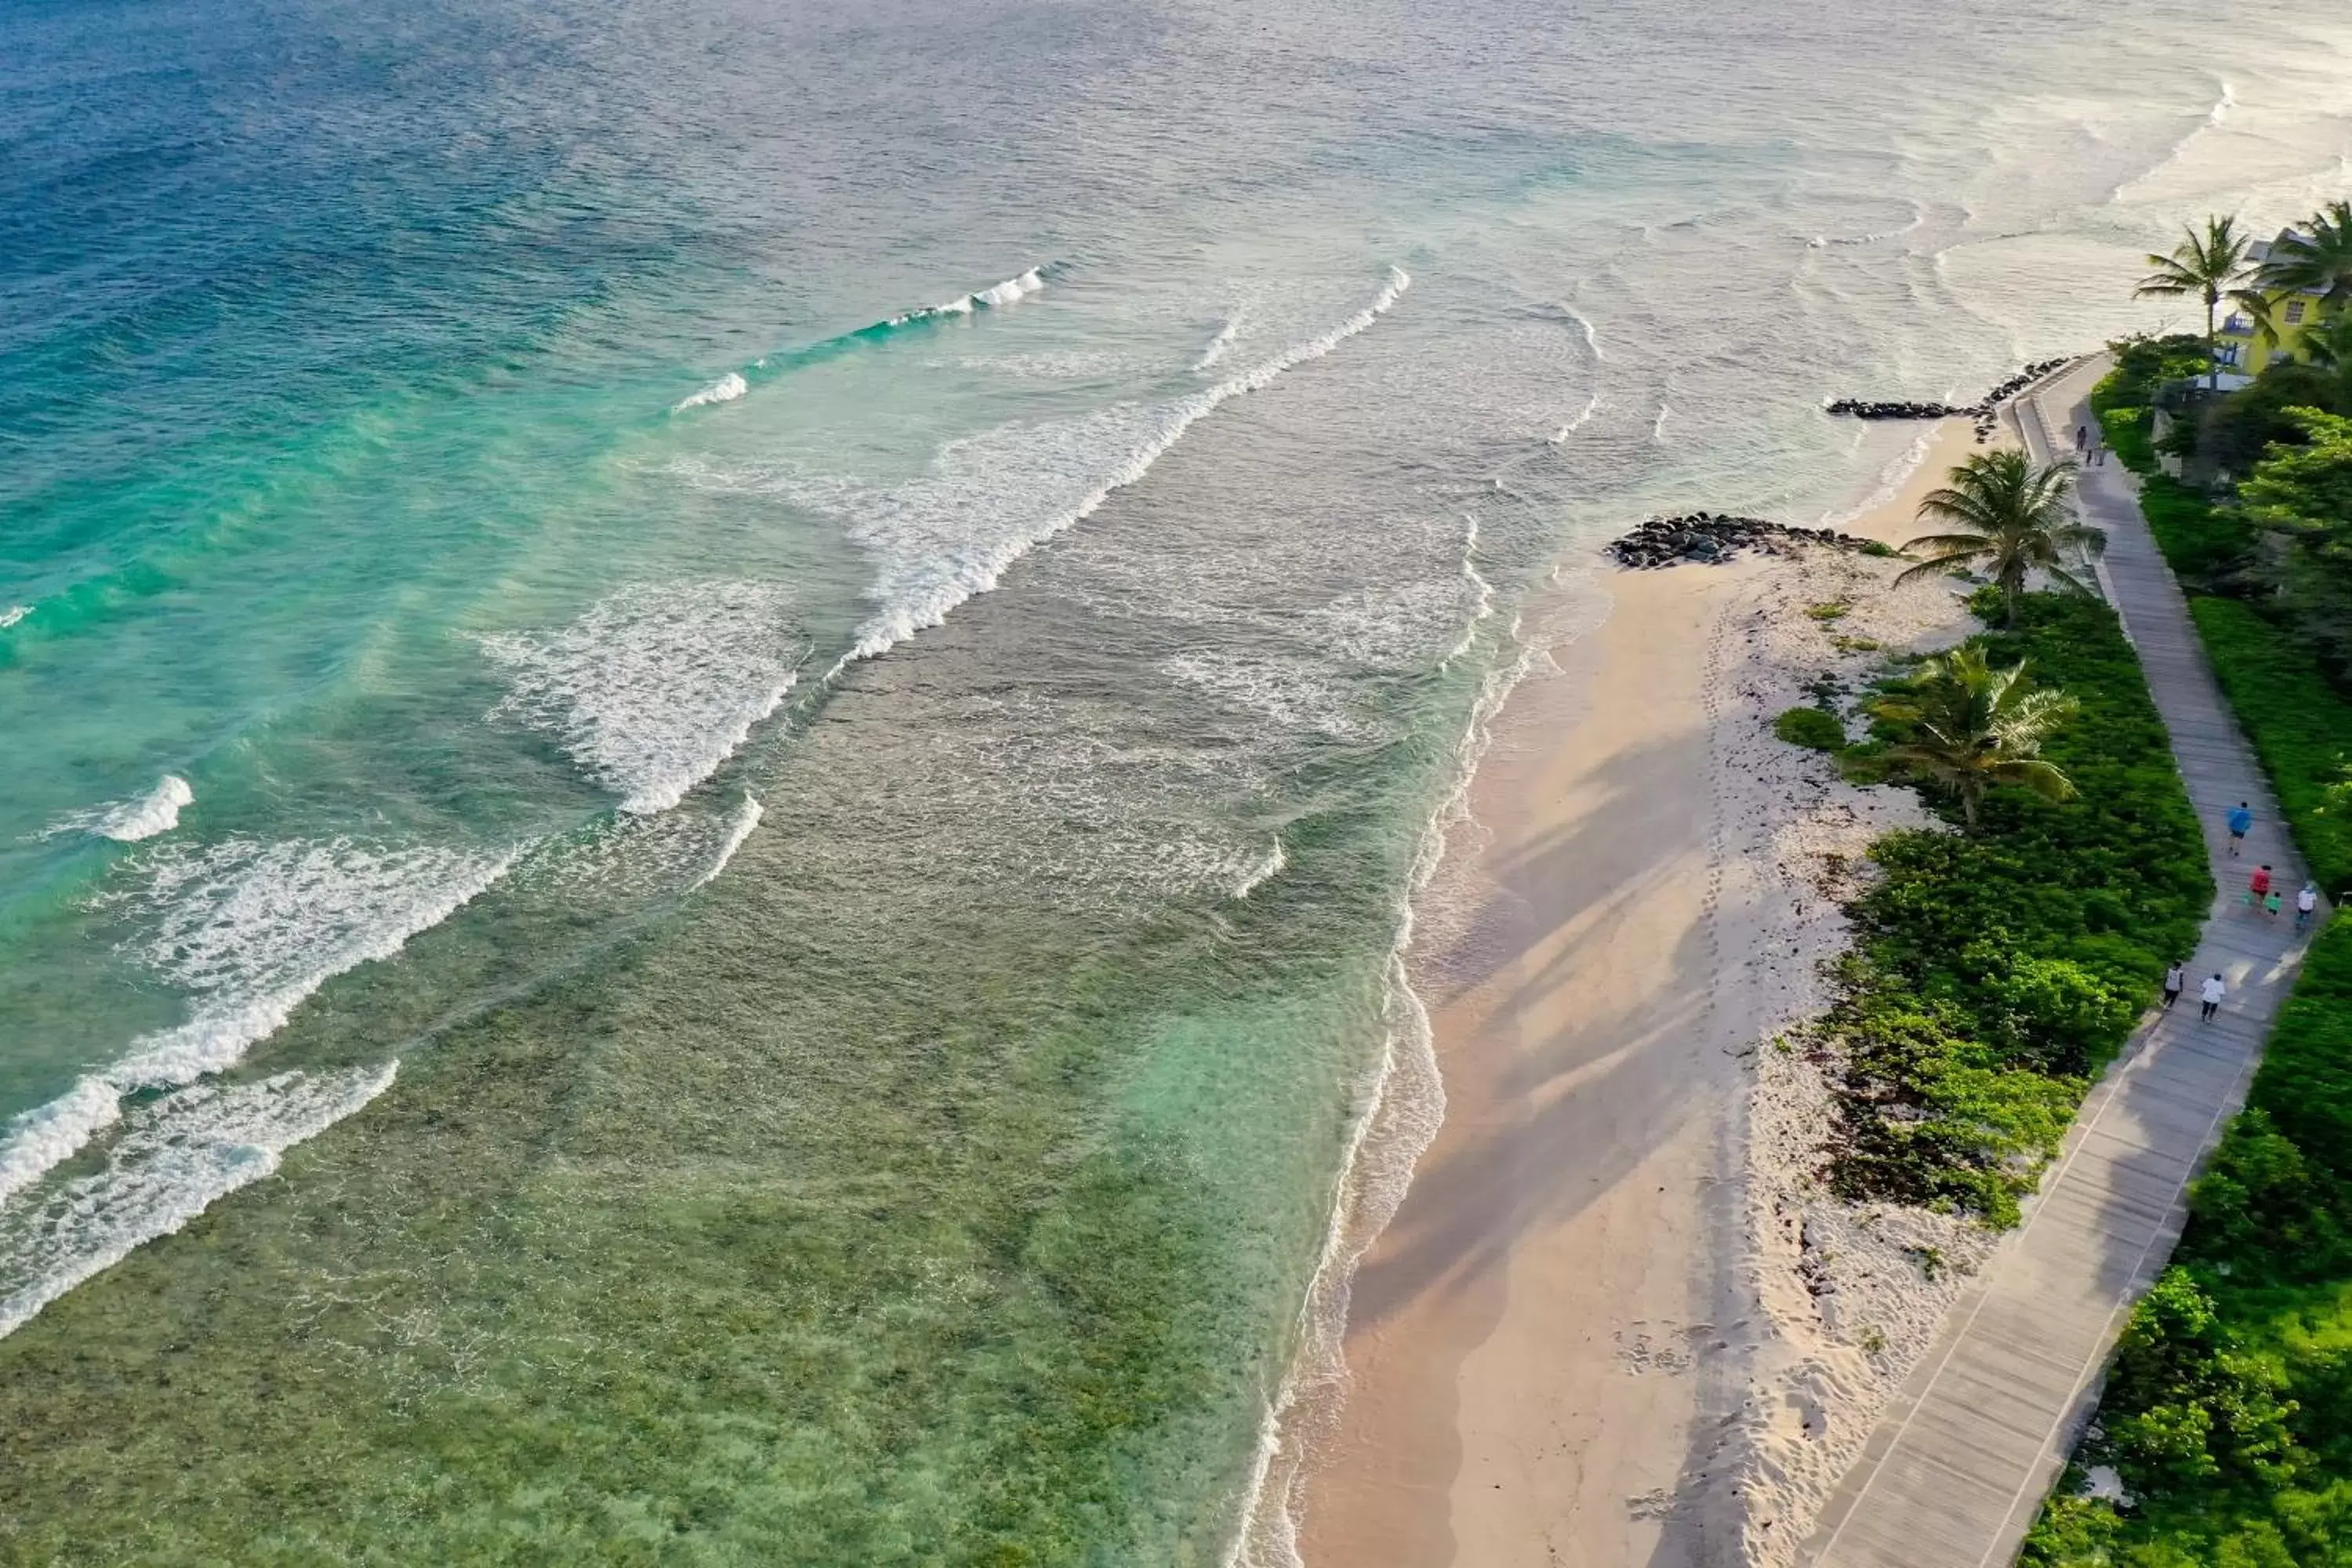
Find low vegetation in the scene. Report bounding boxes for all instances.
[1777,592,2208,1225]
[1773,704,1846,751]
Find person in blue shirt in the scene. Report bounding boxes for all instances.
[2227,801,2254,856]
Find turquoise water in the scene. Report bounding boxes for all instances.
[4,0,2350,1557]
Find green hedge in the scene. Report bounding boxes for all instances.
[1825,594,2210,1224]
[2140,475,2255,590]
[2190,598,2352,894]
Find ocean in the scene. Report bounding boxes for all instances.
[2,0,2348,1557]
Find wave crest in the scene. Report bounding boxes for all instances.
[483,582,800,815]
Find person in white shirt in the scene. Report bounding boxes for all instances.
[2200,973,2227,1022]
[2299,883,2320,931]
[2161,964,2186,1009]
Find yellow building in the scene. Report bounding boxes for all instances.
[2217,229,2335,373]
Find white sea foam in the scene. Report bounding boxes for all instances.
[1563,303,1606,362]
[41,775,194,843]
[483,581,800,815]
[0,1064,397,1341]
[942,350,1145,382]
[974,267,1047,307]
[0,605,27,630]
[689,791,762,891]
[1192,313,1244,373]
[1232,837,1287,899]
[0,837,512,1203]
[1225,603,1552,1568]
[811,268,1410,667]
[1446,514,1495,667]
[673,371,748,412]
[1817,426,1936,531]
[1302,579,1482,675]
[1549,390,1602,444]
[0,1078,122,1206]
[1163,651,1375,742]
[1652,400,1675,445]
[110,836,514,1091]
[103,775,194,840]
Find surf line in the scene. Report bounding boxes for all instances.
[818,266,1414,678]
[670,264,1061,414]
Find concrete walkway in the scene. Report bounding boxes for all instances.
[1804,358,2318,1568]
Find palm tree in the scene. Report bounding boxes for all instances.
[1896,450,2107,626]
[2256,201,2352,314]
[2297,310,2352,372]
[1871,647,2080,830]
[2138,215,2256,390]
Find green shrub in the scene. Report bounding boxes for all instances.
[1991,956,2138,1076]
[2140,474,2256,588]
[1773,705,1846,751]
[1824,593,2209,1222]
[2100,405,2158,474]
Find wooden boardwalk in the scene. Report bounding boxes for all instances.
[1804,358,2319,1568]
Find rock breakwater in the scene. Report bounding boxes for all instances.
[1824,359,2073,444]
[1607,514,1883,570]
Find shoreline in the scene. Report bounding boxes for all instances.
[1286,417,1991,1566]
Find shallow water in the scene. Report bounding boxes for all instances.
[3,0,2350,1556]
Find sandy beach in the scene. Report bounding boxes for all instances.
[1296,419,1997,1567]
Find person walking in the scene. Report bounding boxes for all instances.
[2076,423,2090,452]
[2299,882,2321,931]
[2162,963,2186,1009]
[2266,887,2285,919]
[2201,972,2227,1022]
[2227,801,2254,855]
[2249,864,2274,909]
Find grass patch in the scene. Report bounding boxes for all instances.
[1821,593,2209,1225]
[1773,705,1847,751]
[1807,600,1853,622]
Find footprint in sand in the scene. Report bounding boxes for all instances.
[1614,1325,1696,1375]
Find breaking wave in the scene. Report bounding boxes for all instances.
[665,267,1054,413]
[797,268,1411,666]
[44,775,194,843]
[0,837,513,1203]
[689,791,763,891]
[895,266,1047,323]
[0,1065,399,1341]
[483,581,801,815]
[673,371,748,412]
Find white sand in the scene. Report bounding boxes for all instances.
[1293,420,2002,1566]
